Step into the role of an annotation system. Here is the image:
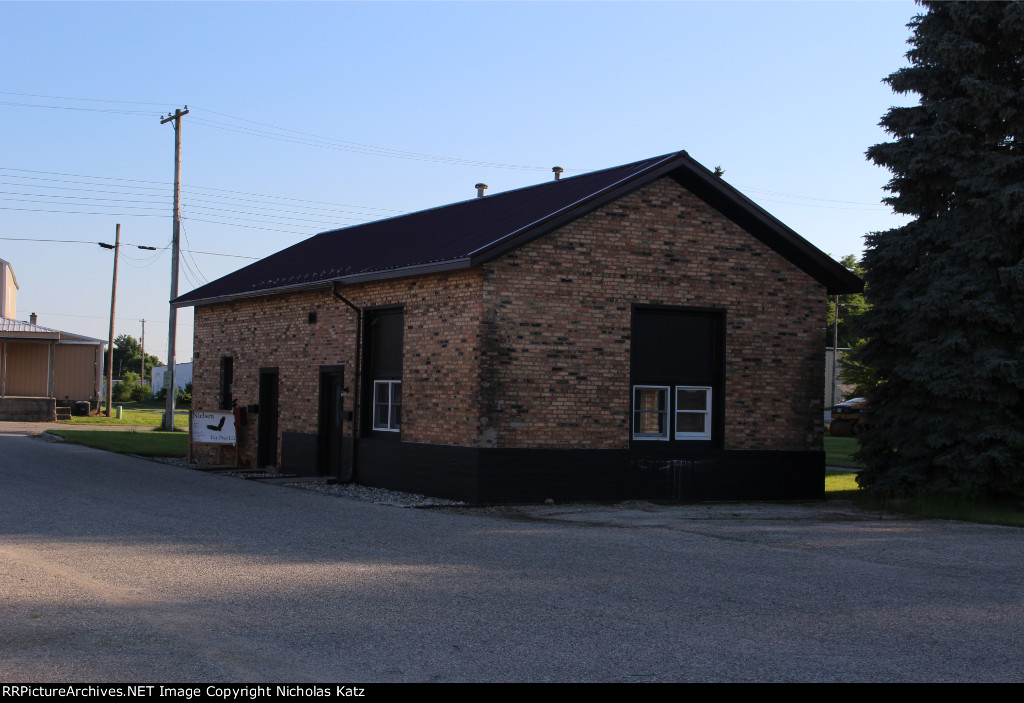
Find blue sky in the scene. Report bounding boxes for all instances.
[0,1,917,365]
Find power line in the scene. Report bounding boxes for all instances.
[744,196,887,212]
[190,115,561,171]
[0,236,260,259]
[179,219,208,286]
[731,184,888,208]
[0,190,369,226]
[0,182,383,227]
[32,309,195,327]
[0,96,576,172]
[0,165,890,215]
[0,205,313,235]
[0,206,167,218]
[0,196,168,213]
[0,236,113,245]
[0,91,177,106]
[0,101,161,117]
[0,190,167,206]
[179,214,310,236]
[0,167,406,213]
[189,104,581,171]
[181,202,352,226]
[0,180,381,218]
[0,180,168,197]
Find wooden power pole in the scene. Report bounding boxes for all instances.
[161,106,188,431]
[102,224,120,417]
[140,319,146,388]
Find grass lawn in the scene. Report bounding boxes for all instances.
[60,399,189,429]
[824,435,864,469]
[857,493,1024,528]
[825,469,861,497]
[46,429,188,457]
[824,468,1024,528]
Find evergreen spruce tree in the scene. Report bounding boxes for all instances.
[858,1,1024,497]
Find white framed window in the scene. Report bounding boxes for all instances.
[632,386,670,440]
[674,386,712,440]
[372,380,402,431]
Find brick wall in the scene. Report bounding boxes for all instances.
[191,269,484,466]
[190,175,825,466]
[480,176,825,451]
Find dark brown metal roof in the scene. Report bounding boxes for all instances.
[173,149,861,307]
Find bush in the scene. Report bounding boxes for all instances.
[130,383,152,402]
[155,381,192,404]
[112,371,139,403]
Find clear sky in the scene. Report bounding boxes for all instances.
[0,0,917,366]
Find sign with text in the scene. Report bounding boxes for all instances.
[191,412,236,445]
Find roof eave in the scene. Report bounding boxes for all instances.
[0,332,60,341]
[173,258,472,308]
[667,156,864,295]
[463,150,863,294]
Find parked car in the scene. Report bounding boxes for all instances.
[829,397,867,437]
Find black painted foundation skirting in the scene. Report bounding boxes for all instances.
[354,439,824,503]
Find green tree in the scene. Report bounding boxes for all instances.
[824,255,876,399]
[826,255,870,349]
[838,338,879,400]
[112,334,164,379]
[858,1,1024,498]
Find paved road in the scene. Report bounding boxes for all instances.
[1,431,1021,682]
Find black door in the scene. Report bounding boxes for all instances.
[319,367,351,481]
[257,368,279,468]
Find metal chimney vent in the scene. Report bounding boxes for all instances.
[552,166,564,181]
[475,183,488,198]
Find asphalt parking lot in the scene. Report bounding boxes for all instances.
[1,430,1021,682]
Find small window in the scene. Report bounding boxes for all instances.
[220,357,234,410]
[372,380,402,432]
[675,386,712,440]
[632,386,669,440]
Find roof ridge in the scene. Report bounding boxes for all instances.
[172,148,860,307]
[314,150,687,238]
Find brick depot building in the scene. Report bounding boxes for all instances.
[173,150,862,502]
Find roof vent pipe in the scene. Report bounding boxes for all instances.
[29,312,37,325]
[475,183,488,198]
[552,166,563,181]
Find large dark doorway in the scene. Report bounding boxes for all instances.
[362,307,404,439]
[630,306,725,448]
[319,366,351,481]
[257,368,279,468]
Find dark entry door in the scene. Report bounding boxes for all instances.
[319,367,350,481]
[257,368,279,468]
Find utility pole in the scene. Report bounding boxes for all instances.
[832,294,840,408]
[101,224,120,417]
[161,106,188,431]
[140,319,146,388]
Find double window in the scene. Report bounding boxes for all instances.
[632,385,712,440]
